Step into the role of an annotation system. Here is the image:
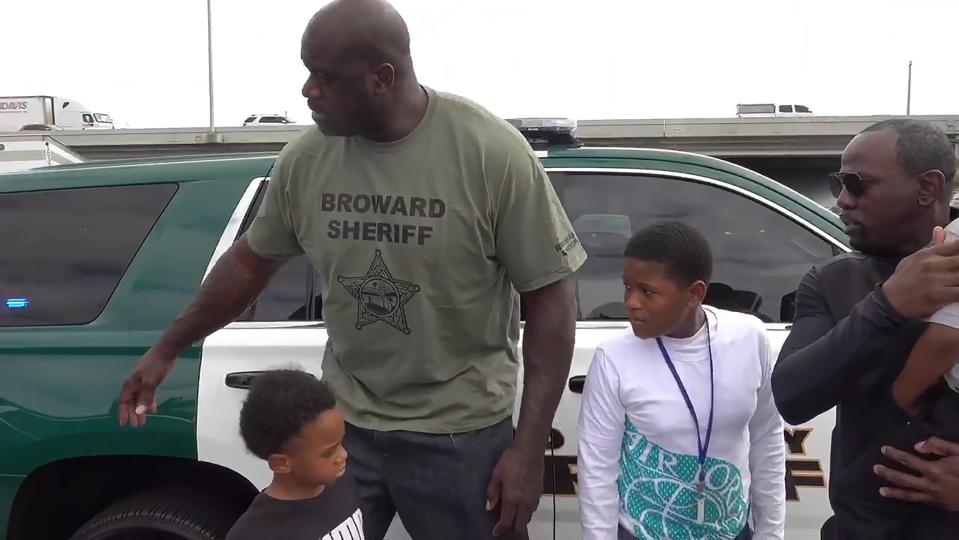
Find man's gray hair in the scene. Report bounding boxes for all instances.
[863,119,957,193]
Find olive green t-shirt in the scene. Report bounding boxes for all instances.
[245,87,586,433]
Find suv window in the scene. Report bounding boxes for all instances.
[779,105,793,113]
[549,172,838,323]
[237,255,312,321]
[236,179,316,321]
[0,184,177,327]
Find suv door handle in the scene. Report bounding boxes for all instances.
[225,371,267,389]
[568,375,586,394]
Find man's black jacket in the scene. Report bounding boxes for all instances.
[773,233,959,538]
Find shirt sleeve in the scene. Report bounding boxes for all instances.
[929,304,959,329]
[492,136,586,292]
[771,266,906,424]
[928,220,959,328]
[748,331,786,540]
[577,347,625,540]
[945,217,959,240]
[244,146,305,259]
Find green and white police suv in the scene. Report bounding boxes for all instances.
[0,119,847,540]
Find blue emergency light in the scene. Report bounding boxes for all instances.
[5,298,29,310]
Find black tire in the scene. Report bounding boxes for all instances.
[69,487,242,540]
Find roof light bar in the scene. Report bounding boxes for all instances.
[506,117,582,150]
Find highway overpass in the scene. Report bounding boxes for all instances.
[580,115,959,206]
[2,114,957,208]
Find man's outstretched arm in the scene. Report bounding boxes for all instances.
[118,235,287,427]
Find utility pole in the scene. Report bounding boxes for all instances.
[207,0,216,134]
[906,60,912,116]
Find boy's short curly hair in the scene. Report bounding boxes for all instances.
[239,369,337,460]
[623,221,713,286]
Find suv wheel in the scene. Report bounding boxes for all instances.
[69,487,242,540]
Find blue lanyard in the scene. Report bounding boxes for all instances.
[655,309,715,496]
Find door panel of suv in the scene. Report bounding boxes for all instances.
[536,169,841,540]
[197,178,416,539]
[195,178,329,496]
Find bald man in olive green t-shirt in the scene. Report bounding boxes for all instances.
[118,1,584,539]
[245,86,584,437]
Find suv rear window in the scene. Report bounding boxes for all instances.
[236,179,318,322]
[0,184,177,327]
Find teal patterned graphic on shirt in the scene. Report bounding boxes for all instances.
[617,419,748,540]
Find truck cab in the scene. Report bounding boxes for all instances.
[736,103,814,118]
[0,96,114,132]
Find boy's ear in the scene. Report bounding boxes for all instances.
[687,280,708,307]
[267,453,292,474]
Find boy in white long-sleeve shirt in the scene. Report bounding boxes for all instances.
[577,221,786,540]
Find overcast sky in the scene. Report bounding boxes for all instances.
[4,0,957,128]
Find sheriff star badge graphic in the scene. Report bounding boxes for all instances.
[337,250,421,335]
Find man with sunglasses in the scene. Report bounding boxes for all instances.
[771,118,959,538]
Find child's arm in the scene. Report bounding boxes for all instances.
[748,332,786,540]
[893,321,959,415]
[577,348,627,540]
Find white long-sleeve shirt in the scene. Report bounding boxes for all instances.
[927,217,959,392]
[577,306,785,540]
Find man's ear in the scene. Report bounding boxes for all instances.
[370,63,395,96]
[917,169,946,206]
[267,453,292,475]
[687,280,708,307]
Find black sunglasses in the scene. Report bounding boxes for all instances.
[827,170,938,199]
[827,172,883,198]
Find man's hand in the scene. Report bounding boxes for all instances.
[118,347,176,427]
[115,237,283,428]
[486,443,544,536]
[874,437,959,511]
[484,277,573,535]
[882,226,959,319]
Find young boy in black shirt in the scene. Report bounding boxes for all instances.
[226,369,363,540]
